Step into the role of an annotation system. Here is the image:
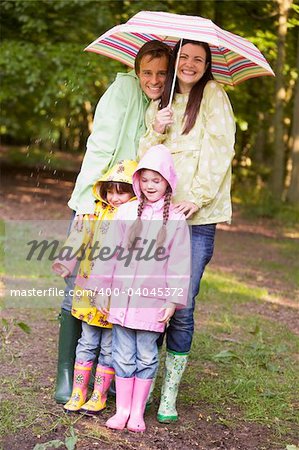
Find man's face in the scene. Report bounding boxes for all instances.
[137,55,168,100]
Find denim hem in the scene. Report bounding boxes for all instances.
[166,349,189,356]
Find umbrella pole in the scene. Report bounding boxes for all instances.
[168,38,183,107]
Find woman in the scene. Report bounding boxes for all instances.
[138,39,236,423]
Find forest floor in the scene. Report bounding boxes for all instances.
[1,164,299,450]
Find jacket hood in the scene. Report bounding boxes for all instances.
[133,145,177,199]
[117,69,137,80]
[93,160,138,204]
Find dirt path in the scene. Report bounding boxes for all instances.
[1,165,299,450]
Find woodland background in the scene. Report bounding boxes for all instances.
[1,3,299,449]
[1,0,299,208]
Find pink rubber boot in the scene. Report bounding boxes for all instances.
[105,376,134,430]
[127,378,153,432]
[64,360,93,412]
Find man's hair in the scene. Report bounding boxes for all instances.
[134,40,171,74]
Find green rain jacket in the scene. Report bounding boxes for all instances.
[68,70,149,214]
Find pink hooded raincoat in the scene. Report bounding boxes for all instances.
[86,145,191,333]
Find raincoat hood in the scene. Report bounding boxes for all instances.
[93,160,138,204]
[133,145,177,199]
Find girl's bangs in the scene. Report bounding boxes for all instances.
[100,181,134,200]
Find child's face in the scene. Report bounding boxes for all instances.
[106,187,133,208]
[140,169,168,203]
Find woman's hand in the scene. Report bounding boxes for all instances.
[95,294,110,315]
[174,201,199,219]
[52,262,71,278]
[158,302,176,324]
[153,106,174,134]
[174,200,199,219]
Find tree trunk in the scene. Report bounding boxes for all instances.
[213,0,224,26]
[271,0,292,198]
[254,112,267,166]
[286,31,299,203]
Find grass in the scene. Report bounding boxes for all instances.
[178,271,299,438]
[1,195,298,447]
[2,219,67,309]
[1,272,298,448]
[1,369,52,435]
[199,271,268,306]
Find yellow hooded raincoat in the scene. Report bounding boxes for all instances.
[59,160,137,327]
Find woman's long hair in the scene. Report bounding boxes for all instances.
[160,40,214,134]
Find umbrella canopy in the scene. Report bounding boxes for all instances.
[84,11,274,86]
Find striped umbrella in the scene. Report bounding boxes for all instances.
[85,11,274,86]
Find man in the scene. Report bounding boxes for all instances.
[55,40,171,403]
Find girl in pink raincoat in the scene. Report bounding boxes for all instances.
[85,144,190,432]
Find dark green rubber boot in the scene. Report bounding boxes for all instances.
[54,309,82,404]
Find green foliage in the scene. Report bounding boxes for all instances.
[0,39,121,146]
[0,0,298,201]
[1,146,79,171]
[212,349,246,365]
[0,0,122,147]
[33,427,77,450]
[0,316,31,349]
[233,183,299,227]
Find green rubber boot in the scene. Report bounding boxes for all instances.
[157,350,188,423]
[54,309,82,404]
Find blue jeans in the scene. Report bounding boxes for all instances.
[165,224,216,353]
[76,322,112,367]
[112,325,160,379]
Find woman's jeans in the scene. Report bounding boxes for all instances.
[76,322,112,367]
[112,324,160,379]
[165,224,216,353]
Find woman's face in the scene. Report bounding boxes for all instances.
[176,43,208,93]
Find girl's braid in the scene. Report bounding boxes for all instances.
[137,194,146,219]
[127,194,146,249]
[163,187,172,225]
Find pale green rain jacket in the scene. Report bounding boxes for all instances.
[139,81,236,225]
[68,70,149,214]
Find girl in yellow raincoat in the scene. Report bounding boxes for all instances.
[52,160,137,414]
